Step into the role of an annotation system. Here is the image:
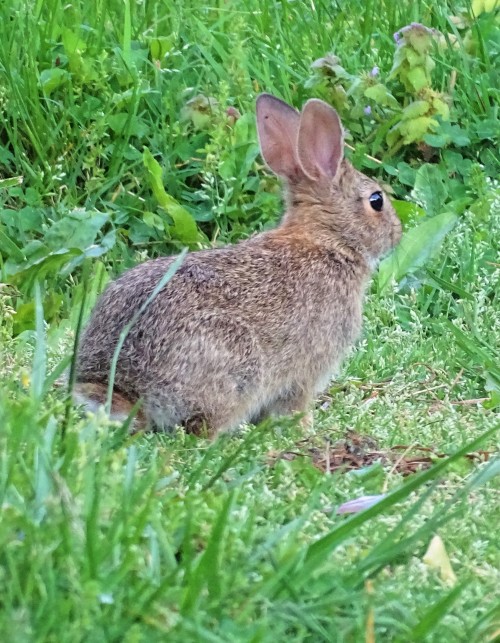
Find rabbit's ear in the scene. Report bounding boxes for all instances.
[256,94,302,181]
[297,99,344,181]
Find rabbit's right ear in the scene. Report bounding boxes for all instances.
[297,99,344,181]
[256,94,302,181]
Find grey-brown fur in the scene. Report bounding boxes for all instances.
[74,94,402,435]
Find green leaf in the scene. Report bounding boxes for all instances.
[0,176,23,189]
[426,122,469,148]
[363,84,399,108]
[13,290,64,334]
[107,113,149,138]
[410,584,465,639]
[406,29,434,55]
[33,417,58,524]
[431,97,450,120]
[467,458,500,490]
[31,283,46,401]
[445,322,500,381]
[411,164,449,216]
[401,116,437,144]
[62,28,87,54]
[8,248,82,291]
[122,0,132,67]
[143,211,165,231]
[396,162,417,187]
[450,131,470,147]
[12,206,44,234]
[405,48,425,68]
[391,199,426,224]
[406,66,429,91]
[484,389,500,409]
[148,36,175,61]
[143,148,200,246]
[402,100,430,120]
[474,118,499,140]
[0,227,26,261]
[44,210,109,251]
[382,163,398,177]
[107,112,129,133]
[378,211,457,290]
[182,490,237,613]
[424,269,473,301]
[39,68,71,95]
[424,133,448,148]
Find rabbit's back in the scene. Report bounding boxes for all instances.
[76,234,365,428]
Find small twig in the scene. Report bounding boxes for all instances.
[324,438,331,475]
[344,142,384,166]
[413,362,442,382]
[383,444,417,491]
[358,377,394,391]
[450,398,488,406]
[413,383,449,396]
[111,184,123,203]
[174,157,204,168]
[449,368,464,391]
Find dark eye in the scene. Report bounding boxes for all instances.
[369,191,384,212]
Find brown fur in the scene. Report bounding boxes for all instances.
[72,382,147,430]
[74,94,402,436]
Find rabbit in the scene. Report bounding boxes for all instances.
[73,93,402,436]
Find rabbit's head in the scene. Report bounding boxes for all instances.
[256,94,402,264]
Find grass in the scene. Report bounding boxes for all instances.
[1,0,499,640]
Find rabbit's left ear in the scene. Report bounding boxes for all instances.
[256,93,303,181]
[297,99,344,181]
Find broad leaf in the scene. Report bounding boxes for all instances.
[0,227,25,261]
[423,534,457,584]
[402,100,430,119]
[44,209,109,251]
[143,148,201,246]
[378,211,457,290]
[401,116,437,144]
[391,199,426,224]
[364,84,399,108]
[0,176,23,189]
[412,163,449,216]
[39,68,71,95]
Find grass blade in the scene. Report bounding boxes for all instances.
[106,249,187,413]
[182,489,237,613]
[63,260,91,441]
[408,583,465,640]
[31,282,46,401]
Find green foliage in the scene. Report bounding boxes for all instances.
[379,211,458,290]
[142,148,202,247]
[0,0,497,276]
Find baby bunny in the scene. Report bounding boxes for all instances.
[74,94,402,435]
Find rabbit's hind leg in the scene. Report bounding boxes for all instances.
[181,406,250,438]
[149,315,265,437]
[176,385,263,438]
[255,385,314,430]
[73,382,147,430]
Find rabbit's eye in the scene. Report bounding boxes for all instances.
[369,191,384,212]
